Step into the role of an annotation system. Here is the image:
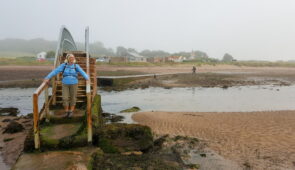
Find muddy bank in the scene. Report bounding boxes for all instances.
[0,66,52,81]
[0,66,51,88]
[2,65,295,89]
[98,65,295,90]
[0,107,32,169]
[101,71,293,91]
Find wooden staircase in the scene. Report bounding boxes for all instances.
[53,51,97,105]
[32,50,98,150]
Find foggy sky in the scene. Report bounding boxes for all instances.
[1,0,295,61]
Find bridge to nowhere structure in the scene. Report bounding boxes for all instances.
[32,26,98,150]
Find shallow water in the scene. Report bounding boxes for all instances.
[0,88,46,115]
[1,86,295,116]
[1,85,295,166]
[100,85,295,114]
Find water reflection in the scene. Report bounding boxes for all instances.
[100,85,295,114]
[0,85,295,116]
[0,88,46,115]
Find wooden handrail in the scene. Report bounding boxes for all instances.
[32,81,52,149]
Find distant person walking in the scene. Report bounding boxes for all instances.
[43,54,89,117]
[192,66,196,74]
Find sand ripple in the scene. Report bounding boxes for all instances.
[133,111,295,169]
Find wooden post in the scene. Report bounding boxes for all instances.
[33,94,40,149]
[45,86,49,122]
[87,87,92,143]
[52,77,56,105]
[85,26,92,143]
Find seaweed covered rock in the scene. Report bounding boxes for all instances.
[120,106,140,113]
[23,128,35,152]
[92,153,182,170]
[94,123,153,153]
[91,95,103,129]
[102,112,124,123]
[0,107,19,116]
[3,120,24,134]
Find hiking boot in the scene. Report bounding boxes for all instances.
[64,111,70,118]
[67,111,73,118]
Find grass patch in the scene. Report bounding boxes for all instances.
[0,56,53,66]
[120,106,140,113]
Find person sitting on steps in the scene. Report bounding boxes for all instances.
[43,54,89,117]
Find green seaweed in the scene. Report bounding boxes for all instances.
[120,106,140,113]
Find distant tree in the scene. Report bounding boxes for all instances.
[46,51,55,58]
[127,48,137,53]
[116,46,128,57]
[222,53,234,62]
[89,42,115,56]
[194,50,209,58]
[140,50,170,58]
[172,51,191,58]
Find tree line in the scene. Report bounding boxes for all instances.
[0,38,235,61]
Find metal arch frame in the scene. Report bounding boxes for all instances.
[54,26,77,68]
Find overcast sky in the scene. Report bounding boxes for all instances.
[1,0,295,60]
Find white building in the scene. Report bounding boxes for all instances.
[127,51,147,62]
[36,52,47,61]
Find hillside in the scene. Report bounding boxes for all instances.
[0,38,114,57]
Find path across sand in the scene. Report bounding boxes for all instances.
[133,111,295,169]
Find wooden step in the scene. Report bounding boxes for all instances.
[56,100,85,103]
[55,92,89,96]
[56,81,94,85]
[57,77,96,81]
[55,87,94,91]
[56,95,87,98]
[56,89,93,92]
[62,52,87,58]
[60,57,96,63]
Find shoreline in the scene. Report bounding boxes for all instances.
[2,65,295,89]
[132,110,295,169]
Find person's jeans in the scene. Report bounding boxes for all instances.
[62,84,78,107]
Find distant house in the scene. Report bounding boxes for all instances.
[109,57,126,63]
[147,57,165,63]
[166,56,185,62]
[36,52,47,62]
[96,56,110,63]
[127,51,147,62]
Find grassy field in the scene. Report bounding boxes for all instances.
[97,60,295,67]
[230,61,295,67]
[0,57,53,66]
[2,56,295,68]
[0,51,35,58]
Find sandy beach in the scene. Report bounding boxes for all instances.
[133,111,295,169]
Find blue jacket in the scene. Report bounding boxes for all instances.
[45,63,89,85]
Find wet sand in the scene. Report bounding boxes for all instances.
[2,65,295,89]
[2,64,295,81]
[0,116,32,169]
[133,111,295,169]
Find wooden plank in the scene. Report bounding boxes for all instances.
[34,82,47,96]
[33,94,40,149]
[56,100,85,103]
[56,95,87,98]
